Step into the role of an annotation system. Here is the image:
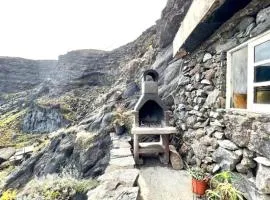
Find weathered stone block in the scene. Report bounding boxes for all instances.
[212,147,241,170]
[217,140,238,151]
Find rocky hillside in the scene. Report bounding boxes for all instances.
[2,0,270,199]
[0,17,160,198]
[0,57,57,93]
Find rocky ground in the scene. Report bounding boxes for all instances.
[137,159,193,200]
[1,0,270,199]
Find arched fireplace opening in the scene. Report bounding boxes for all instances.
[139,100,164,127]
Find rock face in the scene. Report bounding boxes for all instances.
[2,0,270,198]
[22,105,69,133]
[0,57,57,93]
[4,128,111,189]
[156,0,192,48]
[0,147,15,163]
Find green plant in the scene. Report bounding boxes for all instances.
[18,174,98,200]
[112,107,132,127]
[0,189,17,200]
[187,166,209,181]
[206,171,243,200]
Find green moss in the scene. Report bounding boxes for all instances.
[19,175,98,199]
[0,109,28,147]
[0,166,15,191]
[36,96,76,122]
[73,179,98,193]
[0,189,17,200]
[0,109,27,128]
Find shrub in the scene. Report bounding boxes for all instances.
[0,189,17,200]
[18,174,98,200]
[206,171,243,200]
[187,166,209,181]
[0,166,15,191]
[112,107,133,133]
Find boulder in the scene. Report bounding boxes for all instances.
[248,131,270,160]
[256,163,270,194]
[164,59,182,84]
[217,140,238,151]
[243,149,255,159]
[212,147,241,170]
[224,115,252,148]
[236,163,249,174]
[203,53,212,63]
[169,145,184,170]
[122,82,140,99]
[254,157,270,167]
[204,89,220,107]
[0,147,16,163]
[213,132,224,140]
[191,141,207,160]
[256,6,270,24]
[236,17,255,32]
[215,38,238,53]
[241,157,256,169]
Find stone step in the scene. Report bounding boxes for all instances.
[88,182,139,200]
[111,148,132,159]
[98,168,139,187]
[109,156,135,169]
[112,140,131,149]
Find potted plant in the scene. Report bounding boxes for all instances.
[112,107,132,135]
[206,171,243,200]
[187,166,209,196]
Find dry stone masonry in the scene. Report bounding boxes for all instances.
[156,1,270,199]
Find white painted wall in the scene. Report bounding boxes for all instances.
[173,0,217,56]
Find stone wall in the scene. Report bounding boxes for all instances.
[159,1,270,198]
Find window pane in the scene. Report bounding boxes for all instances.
[254,86,270,104]
[231,47,248,109]
[255,64,270,82]
[255,40,270,62]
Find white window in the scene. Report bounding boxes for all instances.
[226,31,270,113]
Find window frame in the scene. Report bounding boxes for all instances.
[226,30,270,113]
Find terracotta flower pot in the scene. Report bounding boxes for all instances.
[192,178,208,196]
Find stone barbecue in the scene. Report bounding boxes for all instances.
[131,69,177,164]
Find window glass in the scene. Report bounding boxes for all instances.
[231,47,248,108]
[255,40,270,62]
[254,64,270,82]
[254,86,270,104]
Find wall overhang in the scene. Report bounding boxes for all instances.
[173,0,252,56]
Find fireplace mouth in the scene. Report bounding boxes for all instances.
[139,100,164,127]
